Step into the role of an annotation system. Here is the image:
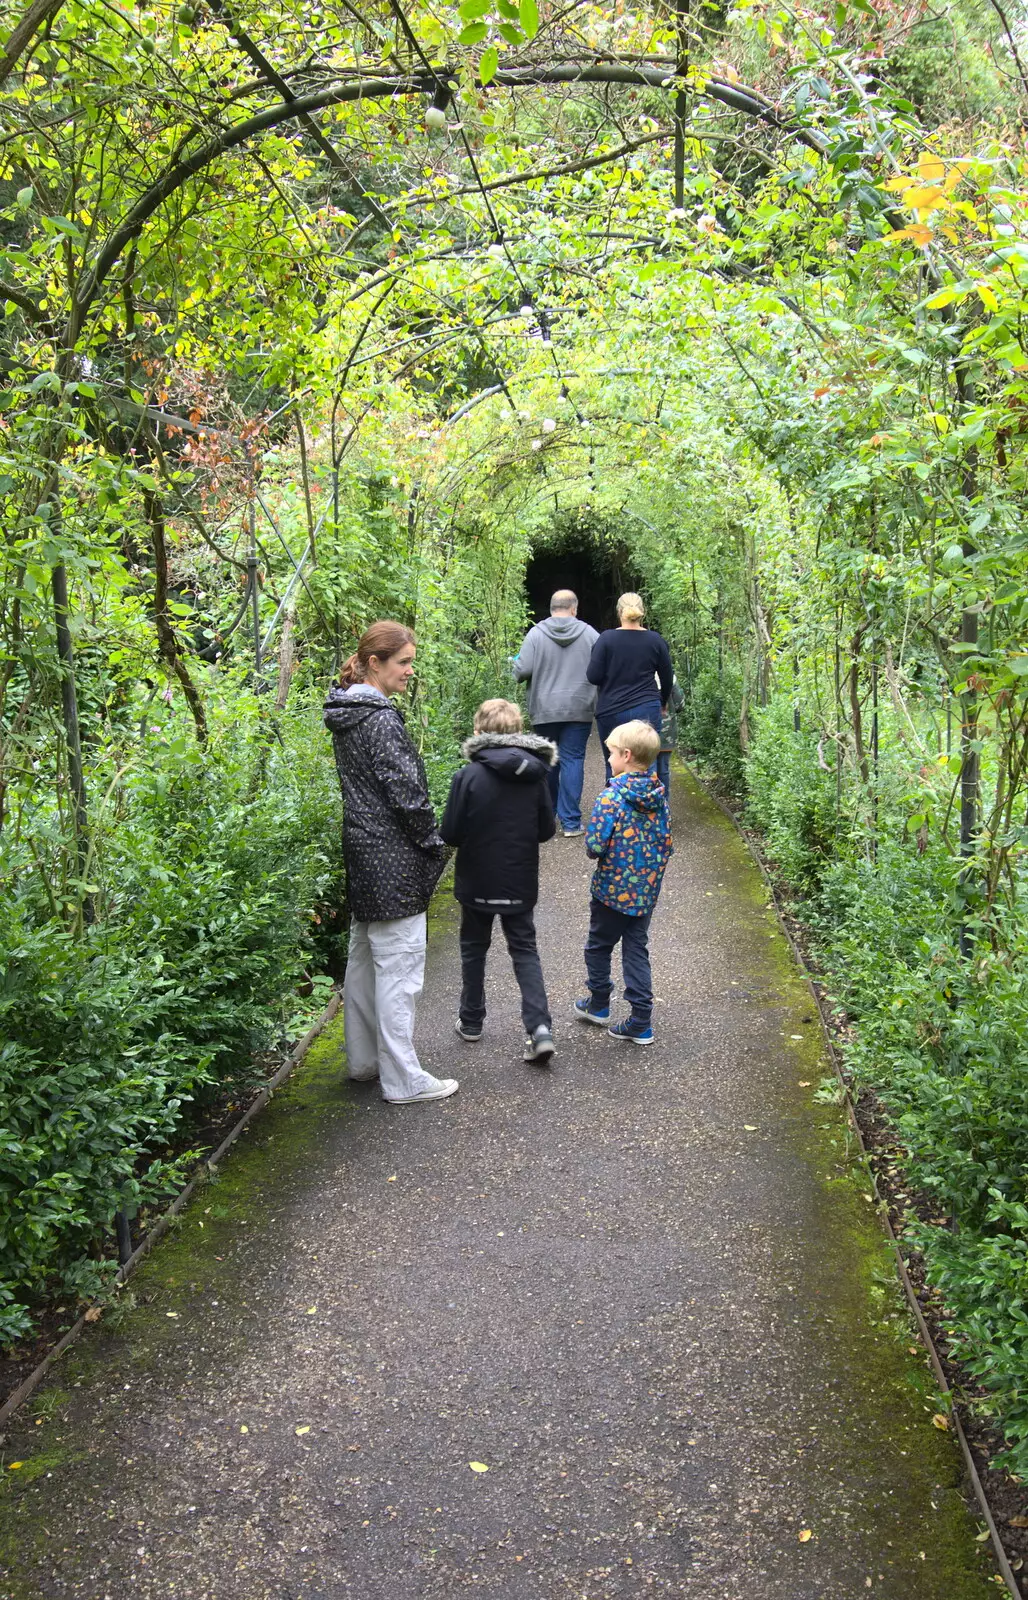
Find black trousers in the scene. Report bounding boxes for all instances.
[459,905,551,1033]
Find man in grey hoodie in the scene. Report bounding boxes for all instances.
[513,590,598,836]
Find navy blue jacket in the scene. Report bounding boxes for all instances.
[587,628,674,719]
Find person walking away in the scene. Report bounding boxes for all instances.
[575,719,673,1047]
[587,592,673,784]
[323,621,458,1104]
[656,670,685,795]
[441,699,557,1065]
[512,589,597,837]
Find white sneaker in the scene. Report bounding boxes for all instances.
[386,1076,459,1103]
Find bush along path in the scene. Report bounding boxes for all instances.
[0,748,1001,1599]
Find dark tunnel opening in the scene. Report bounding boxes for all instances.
[523,527,644,633]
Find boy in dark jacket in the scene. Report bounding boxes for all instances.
[440,700,558,1064]
[575,719,673,1047]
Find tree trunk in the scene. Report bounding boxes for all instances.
[143,487,208,744]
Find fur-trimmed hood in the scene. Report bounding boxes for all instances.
[461,731,557,768]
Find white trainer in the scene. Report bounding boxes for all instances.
[386,1076,459,1104]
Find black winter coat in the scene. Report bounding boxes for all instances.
[324,685,447,922]
[440,732,556,911]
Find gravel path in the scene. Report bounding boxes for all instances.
[0,746,997,1599]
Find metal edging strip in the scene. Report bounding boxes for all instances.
[0,991,341,1432]
[683,760,1021,1600]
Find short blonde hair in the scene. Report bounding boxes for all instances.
[606,718,660,767]
[616,591,645,624]
[474,697,523,734]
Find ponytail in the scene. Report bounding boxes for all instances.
[338,620,416,688]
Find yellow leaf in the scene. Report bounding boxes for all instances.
[943,160,973,193]
[387,1175,397,1183]
[8,1462,23,1470]
[743,1125,759,1132]
[975,281,999,313]
[932,1413,949,1430]
[889,224,934,247]
[885,175,916,192]
[798,1528,813,1542]
[903,185,944,211]
[295,1425,310,1436]
[306,1306,317,1315]
[918,153,945,184]
[240,1425,248,1434]
[469,1461,489,1473]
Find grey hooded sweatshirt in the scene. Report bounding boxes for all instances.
[513,614,599,724]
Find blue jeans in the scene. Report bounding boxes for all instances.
[532,719,592,831]
[596,700,662,785]
[584,898,653,1022]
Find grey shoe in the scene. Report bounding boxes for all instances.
[386,1077,459,1103]
[561,825,585,838]
[455,1019,482,1042]
[523,1025,555,1065]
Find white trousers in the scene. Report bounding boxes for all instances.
[343,914,436,1101]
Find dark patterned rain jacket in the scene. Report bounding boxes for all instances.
[324,685,447,922]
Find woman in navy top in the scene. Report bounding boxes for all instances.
[587,593,673,781]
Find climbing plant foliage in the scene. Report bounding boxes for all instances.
[3,0,1028,1469]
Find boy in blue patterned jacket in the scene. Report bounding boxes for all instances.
[575,719,673,1046]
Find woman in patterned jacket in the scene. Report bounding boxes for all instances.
[324,621,459,1104]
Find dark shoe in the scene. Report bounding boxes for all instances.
[608,1017,654,1047]
[455,1019,482,1042]
[523,1025,555,1064]
[574,996,610,1025]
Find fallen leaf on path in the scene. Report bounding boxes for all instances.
[387,1175,397,1183]
[165,1312,179,1319]
[295,1425,311,1435]
[306,1306,317,1315]
[932,1413,949,1430]
[1009,1516,1028,1528]
[84,1307,102,1323]
[469,1461,489,1473]
[743,1125,758,1132]
[798,1529,812,1542]
[240,1425,248,1434]
[798,1081,811,1087]
[7,1462,23,1470]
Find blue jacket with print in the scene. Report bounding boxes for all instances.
[585,772,673,916]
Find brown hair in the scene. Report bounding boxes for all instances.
[473,698,523,734]
[339,620,416,688]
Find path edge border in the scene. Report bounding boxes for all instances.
[681,758,1022,1600]
[0,991,342,1434]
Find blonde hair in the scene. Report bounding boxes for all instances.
[606,718,660,767]
[616,591,645,624]
[474,698,523,734]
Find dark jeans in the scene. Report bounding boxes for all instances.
[656,749,671,794]
[584,897,653,1021]
[459,905,551,1032]
[532,719,592,830]
[596,700,662,785]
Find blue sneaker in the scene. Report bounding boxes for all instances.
[608,1017,654,1046]
[574,997,610,1025]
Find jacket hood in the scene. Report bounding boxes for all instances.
[462,730,557,780]
[612,771,667,813]
[323,683,397,733]
[538,615,591,648]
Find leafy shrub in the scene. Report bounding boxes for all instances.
[680,664,745,787]
[0,688,339,1339]
[744,696,837,891]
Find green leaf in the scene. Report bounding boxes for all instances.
[497,0,520,15]
[458,0,491,17]
[479,44,499,85]
[15,186,33,208]
[459,20,489,44]
[497,21,524,42]
[519,0,539,38]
